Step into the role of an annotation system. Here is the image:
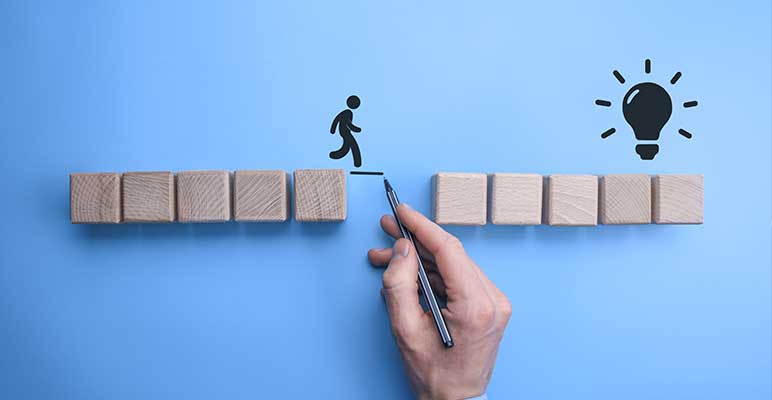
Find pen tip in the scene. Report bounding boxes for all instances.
[383,178,392,191]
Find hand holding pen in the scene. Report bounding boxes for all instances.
[368,196,512,400]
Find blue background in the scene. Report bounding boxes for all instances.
[1,1,770,399]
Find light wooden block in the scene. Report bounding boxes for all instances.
[234,170,290,222]
[176,170,231,223]
[433,172,487,225]
[652,174,704,224]
[544,174,598,226]
[122,171,175,223]
[294,169,346,222]
[489,173,542,225]
[70,173,122,224]
[599,174,651,225]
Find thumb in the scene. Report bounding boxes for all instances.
[381,239,424,336]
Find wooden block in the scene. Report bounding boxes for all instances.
[433,172,487,225]
[652,174,704,224]
[489,173,542,225]
[599,174,651,224]
[122,172,175,223]
[176,170,231,223]
[294,169,346,222]
[70,173,121,224]
[544,174,598,226]
[234,170,290,222]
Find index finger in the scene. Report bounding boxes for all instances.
[396,204,480,289]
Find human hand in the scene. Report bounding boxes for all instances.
[368,204,512,400]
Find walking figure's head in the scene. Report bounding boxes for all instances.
[347,95,360,109]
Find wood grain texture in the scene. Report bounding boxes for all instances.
[599,174,651,224]
[489,173,542,225]
[544,174,598,226]
[122,171,175,223]
[293,169,346,222]
[433,172,487,225]
[652,174,704,224]
[176,170,231,223]
[70,173,121,224]
[234,170,289,222]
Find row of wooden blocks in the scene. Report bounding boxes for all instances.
[70,170,347,223]
[70,170,703,226]
[434,173,703,225]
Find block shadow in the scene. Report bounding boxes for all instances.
[72,220,306,240]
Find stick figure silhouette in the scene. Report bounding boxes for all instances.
[329,95,362,168]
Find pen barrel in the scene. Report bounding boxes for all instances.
[415,254,454,348]
[384,186,453,348]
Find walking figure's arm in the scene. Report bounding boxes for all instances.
[347,120,361,133]
[330,116,340,134]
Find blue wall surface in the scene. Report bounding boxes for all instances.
[1,1,770,399]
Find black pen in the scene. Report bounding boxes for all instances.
[384,178,454,348]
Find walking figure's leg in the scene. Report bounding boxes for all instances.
[329,142,350,160]
[350,138,362,168]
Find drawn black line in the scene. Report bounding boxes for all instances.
[350,171,384,176]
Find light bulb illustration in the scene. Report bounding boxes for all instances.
[623,82,672,159]
[596,59,698,160]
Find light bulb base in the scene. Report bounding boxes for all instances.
[635,144,659,160]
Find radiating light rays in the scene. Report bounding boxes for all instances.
[683,101,698,108]
[670,72,682,85]
[597,59,699,148]
[601,128,616,138]
[613,70,626,84]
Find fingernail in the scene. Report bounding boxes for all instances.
[392,240,409,259]
[401,203,412,210]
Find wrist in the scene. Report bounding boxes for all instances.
[415,386,486,400]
